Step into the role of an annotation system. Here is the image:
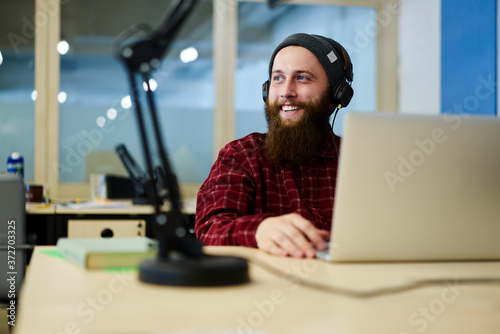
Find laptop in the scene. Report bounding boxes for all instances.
[325,112,500,262]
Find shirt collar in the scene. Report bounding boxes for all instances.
[316,126,340,159]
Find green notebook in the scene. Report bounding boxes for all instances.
[57,237,158,269]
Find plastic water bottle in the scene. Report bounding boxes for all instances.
[7,152,24,179]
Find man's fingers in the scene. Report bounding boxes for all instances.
[275,215,324,258]
[256,213,329,258]
[269,228,306,257]
[288,215,328,252]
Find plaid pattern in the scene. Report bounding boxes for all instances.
[195,130,340,247]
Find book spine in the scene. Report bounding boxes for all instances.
[57,241,87,268]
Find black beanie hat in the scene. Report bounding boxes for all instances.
[268,33,353,91]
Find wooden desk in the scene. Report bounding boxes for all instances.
[13,246,500,334]
[26,198,196,215]
[25,199,196,245]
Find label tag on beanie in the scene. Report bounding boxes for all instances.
[327,51,337,64]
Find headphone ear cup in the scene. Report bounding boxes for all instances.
[262,80,270,102]
[331,81,354,108]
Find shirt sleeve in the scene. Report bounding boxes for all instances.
[195,139,272,247]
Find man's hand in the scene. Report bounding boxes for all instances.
[255,213,329,258]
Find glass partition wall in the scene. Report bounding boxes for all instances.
[5,0,396,201]
[0,0,36,182]
[57,0,215,185]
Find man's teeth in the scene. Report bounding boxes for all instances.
[282,105,300,112]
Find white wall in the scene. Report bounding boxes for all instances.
[398,0,441,115]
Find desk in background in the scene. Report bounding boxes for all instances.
[25,199,196,248]
[13,246,500,334]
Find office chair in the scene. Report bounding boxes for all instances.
[0,173,33,304]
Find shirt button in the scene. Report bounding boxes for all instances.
[308,169,312,174]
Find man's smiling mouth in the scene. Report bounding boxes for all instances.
[281,105,301,112]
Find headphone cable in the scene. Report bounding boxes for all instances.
[330,105,341,162]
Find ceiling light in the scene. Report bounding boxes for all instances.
[143,78,158,92]
[107,108,117,120]
[121,96,132,109]
[180,47,198,63]
[96,116,106,128]
[57,40,70,55]
[58,91,67,103]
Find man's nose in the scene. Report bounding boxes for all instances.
[280,79,297,99]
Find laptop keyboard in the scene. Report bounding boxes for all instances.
[315,242,331,261]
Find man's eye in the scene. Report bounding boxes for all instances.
[273,76,283,82]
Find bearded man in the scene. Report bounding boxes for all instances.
[195,33,354,258]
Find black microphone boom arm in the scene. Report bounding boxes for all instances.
[115,0,249,286]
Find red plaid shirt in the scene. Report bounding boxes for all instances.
[195,130,340,247]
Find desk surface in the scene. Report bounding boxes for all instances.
[14,246,500,334]
[26,197,196,215]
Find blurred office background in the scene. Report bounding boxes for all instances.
[0,0,496,200]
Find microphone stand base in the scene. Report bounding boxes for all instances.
[138,254,250,286]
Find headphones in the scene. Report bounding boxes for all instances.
[262,36,354,109]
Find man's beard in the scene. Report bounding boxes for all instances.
[264,92,332,164]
